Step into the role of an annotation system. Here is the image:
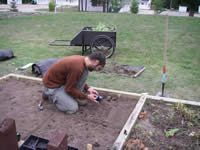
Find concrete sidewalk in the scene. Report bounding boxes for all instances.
[160,10,200,17]
[0,4,48,12]
[138,9,200,17]
[0,3,79,13]
[1,4,200,17]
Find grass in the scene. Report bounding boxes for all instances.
[0,11,199,101]
[36,7,78,13]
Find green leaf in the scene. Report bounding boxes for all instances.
[165,128,179,137]
[187,122,193,127]
[92,23,114,31]
[149,131,153,136]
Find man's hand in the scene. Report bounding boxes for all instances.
[87,93,98,103]
[88,87,99,95]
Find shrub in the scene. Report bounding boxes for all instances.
[109,0,122,13]
[152,0,164,13]
[10,0,18,12]
[130,0,138,14]
[49,0,55,12]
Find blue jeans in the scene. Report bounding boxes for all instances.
[43,69,88,114]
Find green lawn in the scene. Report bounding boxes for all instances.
[36,7,77,13]
[0,11,199,101]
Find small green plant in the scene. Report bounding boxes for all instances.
[152,0,164,13]
[165,128,179,137]
[130,0,138,14]
[148,131,153,136]
[168,111,175,119]
[49,0,55,12]
[173,103,195,121]
[187,121,194,127]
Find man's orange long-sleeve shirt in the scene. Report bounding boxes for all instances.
[43,55,89,99]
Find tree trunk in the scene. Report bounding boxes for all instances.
[78,0,80,11]
[81,0,83,11]
[170,0,172,9]
[103,1,105,12]
[189,10,195,17]
[107,0,109,12]
[85,0,87,11]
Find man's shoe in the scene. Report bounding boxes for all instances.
[42,93,48,101]
[77,99,88,106]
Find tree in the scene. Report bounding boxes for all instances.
[48,0,55,12]
[109,0,122,12]
[130,0,138,14]
[180,0,200,16]
[152,0,165,13]
[164,0,180,9]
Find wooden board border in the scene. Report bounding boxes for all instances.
[111,95,147,150]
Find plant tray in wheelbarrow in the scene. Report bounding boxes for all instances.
[19,135,78,150]
[86,23,116,32]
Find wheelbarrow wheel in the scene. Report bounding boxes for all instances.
[90,35,115,58]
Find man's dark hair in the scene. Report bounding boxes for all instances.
[89,52,106,67]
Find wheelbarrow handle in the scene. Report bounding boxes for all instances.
[48,40,71,46]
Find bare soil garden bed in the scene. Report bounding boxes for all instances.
[99,62,145,78]
[124,100,200,150]
[0,77,138,150]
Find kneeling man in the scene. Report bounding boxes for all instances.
[42,52,106,114]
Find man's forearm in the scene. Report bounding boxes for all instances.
[66,88,88,99]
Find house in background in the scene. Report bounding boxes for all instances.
[120,0,152,12]
[79,0,152,12]
[0,0,78,5]
[138,0,152,9]
[36,0,78,5]
[1,0,152,13]
[5,0,22,4]
[78,0,109,12]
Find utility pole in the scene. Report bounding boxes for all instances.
[170,0,172,9]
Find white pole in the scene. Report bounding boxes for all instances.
[55,0,57,13]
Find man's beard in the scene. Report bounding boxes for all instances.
[88,66,95,72]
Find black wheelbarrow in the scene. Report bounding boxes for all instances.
[49,26,117,58]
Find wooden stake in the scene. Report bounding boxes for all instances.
[163,15,168,67]
[18,140,24,147]
[87,144,92,150]
[161,15,169,96]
